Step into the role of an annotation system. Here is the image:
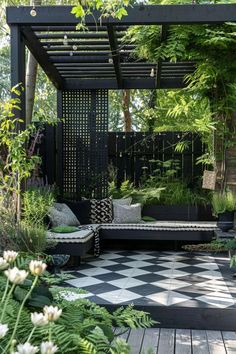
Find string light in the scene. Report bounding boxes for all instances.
[150,68,155,77]
[63,34,68,46]
[72,45,78,51]
[108,58,113,64]
[69,51,73,56]
[30,6,37,17]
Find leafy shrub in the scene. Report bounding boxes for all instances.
[212,190,236,216]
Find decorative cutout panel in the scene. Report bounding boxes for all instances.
[61,89,108,200]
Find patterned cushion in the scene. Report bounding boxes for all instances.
[113,203,142,223]
[90,198,112,224]
[48,203,80,227]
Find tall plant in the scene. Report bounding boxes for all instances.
[0,85,40,221]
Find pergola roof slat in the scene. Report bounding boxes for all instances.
[7,4,232,90]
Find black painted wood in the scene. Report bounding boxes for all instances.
[7,5,236,26]
[10,25,26,128]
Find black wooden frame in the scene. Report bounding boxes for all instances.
[7,4,236,91]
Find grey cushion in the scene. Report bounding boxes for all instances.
[48,203,80,227]
[113,203,142,223]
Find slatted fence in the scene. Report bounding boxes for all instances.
[108,132,204,187]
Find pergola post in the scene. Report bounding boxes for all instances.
[10,25,26,128]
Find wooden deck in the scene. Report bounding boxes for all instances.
[116,328,236,354]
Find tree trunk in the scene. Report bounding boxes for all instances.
[122,89,132,132]
[25,0,42,126]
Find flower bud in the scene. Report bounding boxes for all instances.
[29,260,47,276]
[3,250,18,263]
[43,306,62,322]
[0,323,8,339]
[40,341,58,354]
[0,257,9,271]
[4,267,28,285]
[31,312,48,327]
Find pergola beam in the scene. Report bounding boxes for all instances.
[7,4,236,26]
[107,25,122,88]
[64,78,185,90]
[21,26,63,89]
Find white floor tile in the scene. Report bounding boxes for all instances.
[197,291,235,308]
[66,276,103,288]
[116,268,150,277]
[98,289,142,304]
[109,277,146,289]
[197,270,223,279]
[146,290,190,306]
[155,269,189,278]
[123,260,153,268]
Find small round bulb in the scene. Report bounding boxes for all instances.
[150,68,155,77]
[30,8,37,17]
[72,45,78,51]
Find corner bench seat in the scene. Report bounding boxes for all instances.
[47,221,217,259]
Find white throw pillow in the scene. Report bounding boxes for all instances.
[113,203,142,223]
[48,203,80,227]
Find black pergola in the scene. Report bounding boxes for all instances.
[6,4,236,199]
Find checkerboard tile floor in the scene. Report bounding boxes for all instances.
[64,250,236,308]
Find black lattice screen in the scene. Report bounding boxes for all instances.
[60,89,108,200]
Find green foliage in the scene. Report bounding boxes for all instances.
[71,0,129,31]
[212,190,236,216]
[0,253,155,353]
[108,179,164,205]
[22,187,54,228]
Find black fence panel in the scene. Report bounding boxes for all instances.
[108,132,204,187]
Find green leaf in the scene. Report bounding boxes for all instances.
[71,4,85,18]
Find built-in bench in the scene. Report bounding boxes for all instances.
[47,221,218,263]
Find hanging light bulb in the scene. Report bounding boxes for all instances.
[63,34,68,46]
[150,68,155,78]
[72,45,78,51]
[69,51,73,56]
[108,58,113,64]
[30,6,37,17]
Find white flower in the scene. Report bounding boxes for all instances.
[31,312,48,327]
[29,260,47,276]
[43,306,62,322]
[14,342,39,354]
[3,251,18,263]
[0,323,8,338]
[40,341,58,354]
[4,267,28,285]
[0,257,9,271]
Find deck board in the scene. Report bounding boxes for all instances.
[157,328,175,354]
[206,330,226,354]
[222,331,236,354]
[192,330,210,354]
[127,328,145,353]
[175,329,192,354]
[141,328,160,353]
[113,328,236,354]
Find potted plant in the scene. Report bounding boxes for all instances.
[212,191,236,232]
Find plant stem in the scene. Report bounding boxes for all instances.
[27,326,36,342]
[0,284,16,322]
[48,322,53,341]
[1,278,9,305]
[6,276,39,351]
